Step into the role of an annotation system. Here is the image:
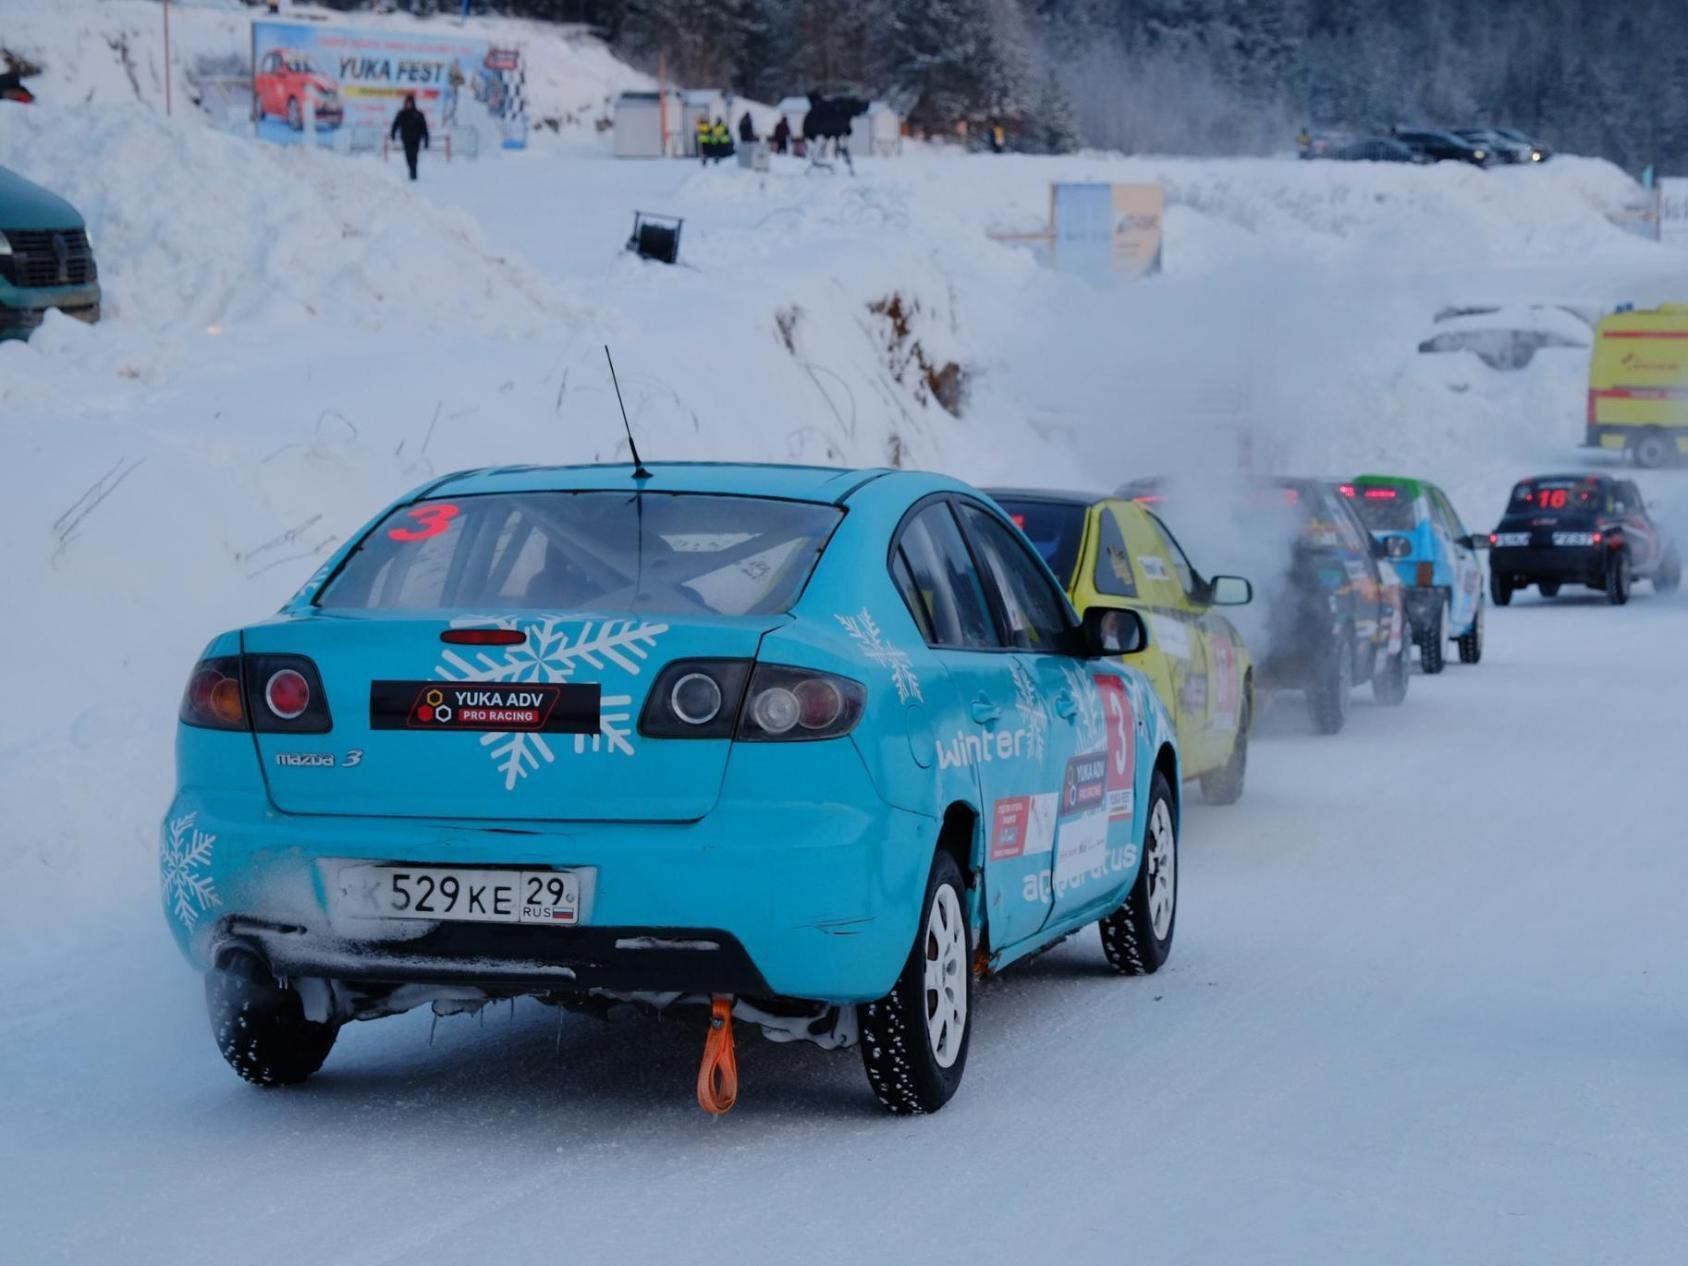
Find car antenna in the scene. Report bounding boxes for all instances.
[603,345,652,480]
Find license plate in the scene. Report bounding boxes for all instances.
[334,864,586,926]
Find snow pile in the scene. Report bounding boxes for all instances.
[0,104,569,332]
[1,0,649,141]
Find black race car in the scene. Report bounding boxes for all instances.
[1122,476,1409,734]
[1488,473,1680,606]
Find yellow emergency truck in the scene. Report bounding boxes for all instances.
[1587,304,1688,467]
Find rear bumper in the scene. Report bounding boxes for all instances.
[0,278,101,339]
[1491,546,1604,584]
[162,764,934,1005]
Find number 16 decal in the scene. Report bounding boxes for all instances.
[389,503,459,542]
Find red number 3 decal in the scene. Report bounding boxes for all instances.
[388,503,460,542]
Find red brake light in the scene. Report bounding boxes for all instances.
[441,628,527,646]
[264,669,311,720]
[1133,494,1163,504]
[1489,533,1498,546]
[1338,484,1356,497]
[1363,488,1398,499]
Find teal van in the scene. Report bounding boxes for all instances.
[0,165,100,339]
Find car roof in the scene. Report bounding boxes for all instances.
[1515,472,1611,486]
[981,486,1111,507]
[422,461,896,504]
[1354,473,1431,497]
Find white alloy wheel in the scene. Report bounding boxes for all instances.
[1145,798,1177,940]
[923,884,968,1069]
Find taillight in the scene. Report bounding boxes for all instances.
[179,653,330,733]
[181,656,246,730]
[738,665,864,742]
[638,660,864,741]
[1489,533,1498,547]
[639,660,753,738]
[244,654,331,733]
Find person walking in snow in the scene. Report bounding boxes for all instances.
[391,94,430,181]
[695,114,713,163]
[770,116,791,154]
[738,111,757,143]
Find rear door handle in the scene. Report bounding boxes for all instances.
[970,696,1002,724]
[1054,692,1078,720]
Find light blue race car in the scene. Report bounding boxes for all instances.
[163,463,1179,1114]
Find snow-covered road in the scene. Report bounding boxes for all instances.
[5,593,1684,1265]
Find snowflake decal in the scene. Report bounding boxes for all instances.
[1061,663,1106,754]
[162,812,220,930]
[837,608,921,704]
[434,615,668,791]
[1010,659,1049,760]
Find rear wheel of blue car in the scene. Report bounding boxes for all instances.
[205,949,339,1087]
[1457,600,1484,664]
[1418,600,1447,674]
[1100,772,1177,975]
[860,850,972,1115]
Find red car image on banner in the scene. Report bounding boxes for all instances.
[254,47,344,131]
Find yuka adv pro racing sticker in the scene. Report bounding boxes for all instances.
[1052,752,1109,889]
[370,681,600,733]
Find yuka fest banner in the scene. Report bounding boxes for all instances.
[252,20,526,152]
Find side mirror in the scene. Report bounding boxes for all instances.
[1383,535,1413,559]
[1209,574,1253,606]
[1079,606,1147,657]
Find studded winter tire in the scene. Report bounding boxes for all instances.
[859,851,972,1115]
[1099,772,1178,976]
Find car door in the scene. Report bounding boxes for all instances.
[955,500,1101,945]
[891,500,1053,950]
[1324,488,1385,679]
[1613,481,1661,572]
[1430,486,1481,631]
[1131,511,1211,764]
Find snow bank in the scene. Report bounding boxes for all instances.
[0,104,570,332]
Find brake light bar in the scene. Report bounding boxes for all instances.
[1363,488,1398,499]
[441,628,527,646]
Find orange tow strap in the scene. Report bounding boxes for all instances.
[696,995,739,1115]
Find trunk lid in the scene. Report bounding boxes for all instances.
[243,610,780,821]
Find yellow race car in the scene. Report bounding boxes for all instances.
[989,488,1256,804]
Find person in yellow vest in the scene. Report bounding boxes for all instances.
[695,115,712,164]
[710,117,734,164]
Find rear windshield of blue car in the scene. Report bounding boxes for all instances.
[318,492,843,615]
[995,499,1085,587]
[1347,485,1417,532]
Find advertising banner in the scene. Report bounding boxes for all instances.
[252,20,526,153]
[1658,177,1688,248]
[1051,182,1163,283]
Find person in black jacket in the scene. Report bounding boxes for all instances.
[390,94,429,180]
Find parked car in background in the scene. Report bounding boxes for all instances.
[1394,129,1491,166]
[0,165,100,340]
[162,463,1181,1115]
[1489,473,1680,605]
[1491,126,1551,162]
[1586,304,1688,468]
[1329,138,1427,164]
[254,48,344,130]
[988,488,1255,804]
[1340,477,1485,671]
[1455,128,1544,164]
